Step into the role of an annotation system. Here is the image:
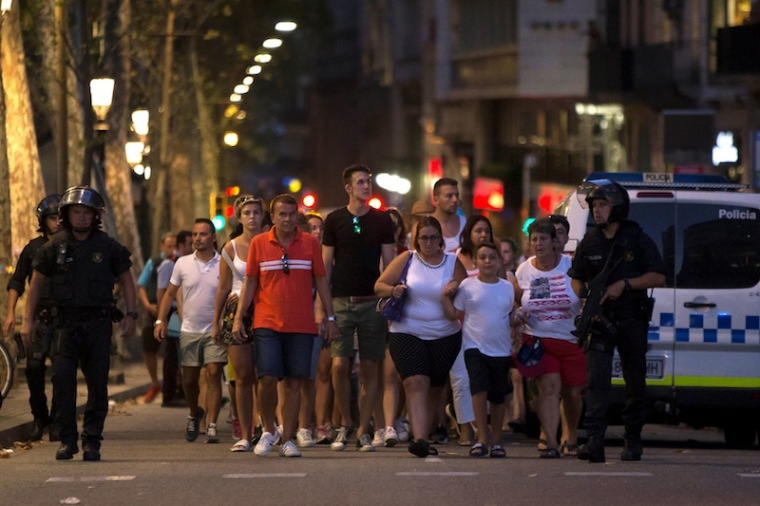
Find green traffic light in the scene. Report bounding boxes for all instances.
[212,215,226,231]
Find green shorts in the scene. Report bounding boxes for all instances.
[331,297,387,362]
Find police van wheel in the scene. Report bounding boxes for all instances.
[723,419,758,449]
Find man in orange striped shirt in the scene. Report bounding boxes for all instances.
[232,194,338,457]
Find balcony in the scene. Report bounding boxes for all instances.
[587,46,632,96]
[631,43,699,90]
[716,23,760,74]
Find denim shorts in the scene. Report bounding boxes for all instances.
[254,328,320,380]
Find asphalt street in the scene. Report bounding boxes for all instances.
[0,363,758,506]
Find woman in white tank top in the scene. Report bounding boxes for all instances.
[375,216,467,458]
[211,195,265,452]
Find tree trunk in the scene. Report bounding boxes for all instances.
[33,0,87,191]
[0,37,10,322]
[102,0,143,271]
[190,35,219,218]
[2,2,45,254]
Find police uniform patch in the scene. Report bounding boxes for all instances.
[93,252,103,263]
[624,250,634,262]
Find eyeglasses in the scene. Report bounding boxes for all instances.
[281,254,290,275]
[418,235,441,243]
[352,215,361,235]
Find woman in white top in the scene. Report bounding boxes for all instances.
[211,195,265,452]
[375,216,466,457]
[513,219,585,459]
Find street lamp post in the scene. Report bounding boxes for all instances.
[84,77,114,187]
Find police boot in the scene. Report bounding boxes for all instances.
[28,418,47,441]
[577,436,606,463]
[621,434,643,461]
[82,443,101,462]
[55,443,79,461]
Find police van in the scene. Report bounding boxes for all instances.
[555,172,760,447]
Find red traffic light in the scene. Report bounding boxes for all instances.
[368,196,384,209]
[225,186,240,197]
[301,193,317,209]
[225,205,235,218]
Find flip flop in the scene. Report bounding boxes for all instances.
[469,443,488,457]
[230,439,251,452]
[540,447,561,459]
[560,442,578,457]
[489,445,507,458]
[536,438,548,451]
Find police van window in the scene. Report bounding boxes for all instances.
[674,205,760,289]
[626,203,676,287]
[585,201,760,289]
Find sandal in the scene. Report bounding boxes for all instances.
[409,439,430,458]
[230,439,251,452]
[427,446,439,456]
[536,438,548,452]
[539,448,561,459]
[560,442,578,457]
[469,443,488,457]
[489,445,506,458]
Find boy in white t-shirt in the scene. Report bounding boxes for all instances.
[442,242,515,458]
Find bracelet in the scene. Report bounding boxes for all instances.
[326,315,336,322]
[153,319,163,326]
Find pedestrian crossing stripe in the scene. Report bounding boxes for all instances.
[223,473,307,478]
[46,476,136,482]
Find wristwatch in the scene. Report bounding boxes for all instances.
[623,278,632,291]
[326,315,337,323]
[153,319,164,326]
[126,311,138,320]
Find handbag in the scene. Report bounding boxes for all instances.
[219,247,253,345]
[517,335,544,367]
[377,253,414,322]
[220,297,253,345]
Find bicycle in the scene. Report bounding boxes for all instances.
[0,333,24,408]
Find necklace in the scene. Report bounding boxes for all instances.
[416,251,446,269]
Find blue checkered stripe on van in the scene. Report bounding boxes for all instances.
[648,313,760,344]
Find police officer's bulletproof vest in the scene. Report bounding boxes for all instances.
[48,230,119,308]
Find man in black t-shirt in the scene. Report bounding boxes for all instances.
[322,164,395,452]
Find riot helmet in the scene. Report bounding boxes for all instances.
[59,185,105,231]
[578,179,630,226]
[36,194,62,232]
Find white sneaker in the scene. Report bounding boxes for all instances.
[372,428,385,447]
[395,419,410,442]
[331,426,349,451]
[296,428,316,448]
[274,425,283,445]
[206,423,219,444]
[279,440,302,457]
[357,433,375,452]
[254,431,276,456]
[384,426,399,447]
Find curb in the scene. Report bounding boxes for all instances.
[0,377,150,448]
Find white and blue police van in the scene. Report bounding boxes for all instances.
[555,172,760,447]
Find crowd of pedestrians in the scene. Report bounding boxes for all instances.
[3,173,663,464]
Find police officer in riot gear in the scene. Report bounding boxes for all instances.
[3,194,63,441]
[20,186,137,461]
[568,180,666,463]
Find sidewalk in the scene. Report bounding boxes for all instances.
[0,356,152,448]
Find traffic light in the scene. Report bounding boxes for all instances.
[225,185,240,198]
[209,191,226,230]
[301,192,317,210]
[225,205,235,218]
[368,196,384,210]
